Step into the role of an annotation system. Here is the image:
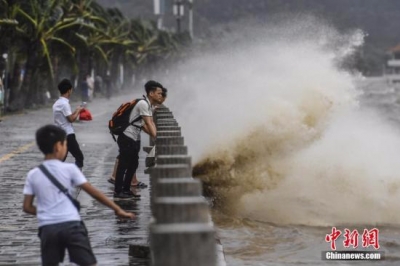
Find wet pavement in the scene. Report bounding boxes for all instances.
[0,93,151,265]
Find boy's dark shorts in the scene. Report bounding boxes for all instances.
[38,221,97,266]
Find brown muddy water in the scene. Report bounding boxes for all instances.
[194,78,400,266]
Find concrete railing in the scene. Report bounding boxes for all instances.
[144,106,223,266]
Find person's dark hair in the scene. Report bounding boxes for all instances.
[161,87,168,98]
[36,125,66,155]
[58,79,73,94]
[144,80,163,95]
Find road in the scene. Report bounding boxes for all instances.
[0,93,151,266]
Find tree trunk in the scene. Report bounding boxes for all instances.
[78,48,90,82]
[8,40,41,111]
[110,49,121,91]
[8,60,22,105]
[50,55,59,98]
[123,61,134,90]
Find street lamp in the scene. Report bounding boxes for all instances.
[2,53,8,111]
[173,0,184,34]
[153,0,166,30]
[187,0,194,38]
[155,0,194,37]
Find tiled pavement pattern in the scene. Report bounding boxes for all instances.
[0,94,151,265]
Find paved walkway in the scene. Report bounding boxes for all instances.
[0,93,151,265]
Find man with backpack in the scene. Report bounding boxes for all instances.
[110,80,162,198]
[107,87,168,188]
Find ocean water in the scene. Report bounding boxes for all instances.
[158,16,400,265]
[204,77,400,266]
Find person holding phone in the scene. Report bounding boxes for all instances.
[53,79,85,171]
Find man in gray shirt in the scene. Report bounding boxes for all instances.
[114,80,162,198]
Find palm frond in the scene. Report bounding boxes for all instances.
[41,38,54,79]
[49,37,76,53]
[16,7,37,28]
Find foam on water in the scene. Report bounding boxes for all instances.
[158,16,400,226]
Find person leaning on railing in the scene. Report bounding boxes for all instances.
[107,86,168,188]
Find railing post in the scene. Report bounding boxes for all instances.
[144,105,220,266]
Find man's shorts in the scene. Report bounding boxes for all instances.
[39,221,97,265]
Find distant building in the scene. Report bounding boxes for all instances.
[385,44,400,85]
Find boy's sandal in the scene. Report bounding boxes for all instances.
[131,182,148,188]
[107,178,115,184]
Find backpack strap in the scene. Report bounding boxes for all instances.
[130,117,143,128]
[128,96,149,128]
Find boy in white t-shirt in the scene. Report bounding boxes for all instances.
[23,124,135,266]
[53,79,84,170]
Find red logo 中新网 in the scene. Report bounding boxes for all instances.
[325,228,379,250]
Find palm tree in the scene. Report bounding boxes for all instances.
[6,0,83,109]
[0,0,20,105]
[127,19,189,81]
[0,0,192,110]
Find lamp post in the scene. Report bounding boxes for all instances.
[154,0,165,30]
[187,0,194,38]
[173,0,184,34]
[2,53,8,111]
